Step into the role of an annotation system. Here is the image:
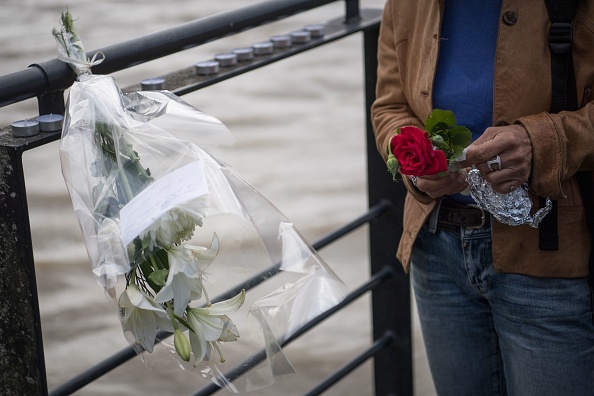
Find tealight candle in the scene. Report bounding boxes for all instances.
[304,24,326,38]
[11,119,40,137]
[214,53,238,67]
[252,41,274,56]
[290,30,311,44]
[270,35,292,49]
[232,47,254,61]
[36,113,64,132]
[195,61,220,75]
[140,78,166,90]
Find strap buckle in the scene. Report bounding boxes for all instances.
[549,22,573,54]
[467,204,486,229]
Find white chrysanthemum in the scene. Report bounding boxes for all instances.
[140,207,203,251]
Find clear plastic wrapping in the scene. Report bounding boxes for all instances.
[58,53,346,396]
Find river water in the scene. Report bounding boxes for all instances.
[0,1,434,395]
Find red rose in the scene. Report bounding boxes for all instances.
[390,126,448,176]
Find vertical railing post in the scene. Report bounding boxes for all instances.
[0,145,48,396]
[37,90,66,117]
[344,0,360,22]
[363,24,413,396]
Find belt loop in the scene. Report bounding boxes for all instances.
[467,204,486,229]
[428,198,444,234]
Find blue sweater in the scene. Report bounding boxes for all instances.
[433,0,502,202]
[433,0,501,140]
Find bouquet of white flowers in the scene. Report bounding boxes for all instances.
[55,11,347,392]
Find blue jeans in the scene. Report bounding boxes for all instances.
[411,222,594,396]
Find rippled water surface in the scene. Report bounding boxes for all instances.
[0,1,434,394]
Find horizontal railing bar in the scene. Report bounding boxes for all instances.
[191,265,396,396]
[303,330,396,396]
[0,0,343,109]
[0,9,382,154]
[48,203,391,396]
[48,348,136,396]
[195,199,391,306]
[164,9,381,96]
[312,198,391,249]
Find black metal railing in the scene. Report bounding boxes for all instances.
[0,1,411,395]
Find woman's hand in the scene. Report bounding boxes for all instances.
[457,124,532,194]
[409,171,468,199]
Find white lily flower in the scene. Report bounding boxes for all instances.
[186,290,245,365]
[219,316,240,342]
[118,283,169,352]
[186,232,219,273]
[153,234,220,315]
[153,245,202,316]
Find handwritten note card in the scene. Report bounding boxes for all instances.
[120,160,209,245]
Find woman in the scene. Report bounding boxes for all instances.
[371,1,594,395]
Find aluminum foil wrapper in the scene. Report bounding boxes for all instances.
[466,168,552,227]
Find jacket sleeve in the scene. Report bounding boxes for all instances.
[371,1,431,204]
[517,101,594,199]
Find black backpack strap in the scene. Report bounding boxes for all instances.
[576,172,594,316]
[540,0,580,251]
[544,0,594,321]
[545,0,580,114]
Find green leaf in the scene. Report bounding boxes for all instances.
[174,314,195,334]
[425,109,456,133]
[448,126,472,148]
[450,146,466,162]
[148,269,169,286]
[428,122,450,136]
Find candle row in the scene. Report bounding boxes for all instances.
[140,23,326,89]
[11,113,64,137]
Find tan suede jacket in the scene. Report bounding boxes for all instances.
[372,0,594,278]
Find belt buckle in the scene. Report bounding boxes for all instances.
[467,204,486,229]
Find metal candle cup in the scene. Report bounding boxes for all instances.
[232,47,254,61]
[36,114,64,132]
[270,35,292,49]
[11,119,40,137]
[290,30,311,44]
[252,41,274,56]
[304,24,326,38]
[214,53,238,67]
[195,61,220,75]
[140,78,166,90]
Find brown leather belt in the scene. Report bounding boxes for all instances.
[437,199,490,231]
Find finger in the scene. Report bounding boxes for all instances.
[489,179,524,195]
[463,140,506,166]
[421,172,449,180]
[426,180,468,199]
[482,157,531,181]
[411,172,449,192]
[421,172,468,199]
[483,168,526,192]
[475,155,500,174]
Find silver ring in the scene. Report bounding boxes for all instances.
[411,176,419,186]
[487,155,502,172]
